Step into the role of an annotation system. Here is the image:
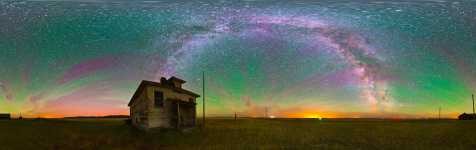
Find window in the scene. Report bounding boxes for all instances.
[189,98,194,103]
[154,91,164,107]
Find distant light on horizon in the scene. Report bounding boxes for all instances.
[0,1,475,118]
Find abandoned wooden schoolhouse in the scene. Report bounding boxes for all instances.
[128,77,200,129]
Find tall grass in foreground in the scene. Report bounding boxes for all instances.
[0,118,475,150]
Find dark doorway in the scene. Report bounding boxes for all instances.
[169,101,196,128]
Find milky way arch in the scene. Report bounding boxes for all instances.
[2,1,474,118]
[156,15,393,112]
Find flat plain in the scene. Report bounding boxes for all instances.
[0,118,475,150]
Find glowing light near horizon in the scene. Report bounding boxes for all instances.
[303,115,322,120]
[0,1,475,118]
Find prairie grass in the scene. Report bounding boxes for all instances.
[0,118,475,150]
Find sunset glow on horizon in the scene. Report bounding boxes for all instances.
[1,1,476,119]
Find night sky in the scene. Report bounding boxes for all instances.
[1,0,476,118]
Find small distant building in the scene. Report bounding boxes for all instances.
[458,113,476,120]
[0,113,11,120]
[128,77,200,129]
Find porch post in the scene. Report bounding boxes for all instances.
[177,102,181,129]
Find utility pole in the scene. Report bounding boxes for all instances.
[202,71,205,128]
[438,107,441,120]
[265,107,268,118]
[473,94,475,115]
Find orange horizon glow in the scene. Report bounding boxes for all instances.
[8,114,460,119]
[4,109,461,119]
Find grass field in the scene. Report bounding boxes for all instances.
[0,118,475,150]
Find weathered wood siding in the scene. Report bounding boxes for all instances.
[130,89,149,129]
